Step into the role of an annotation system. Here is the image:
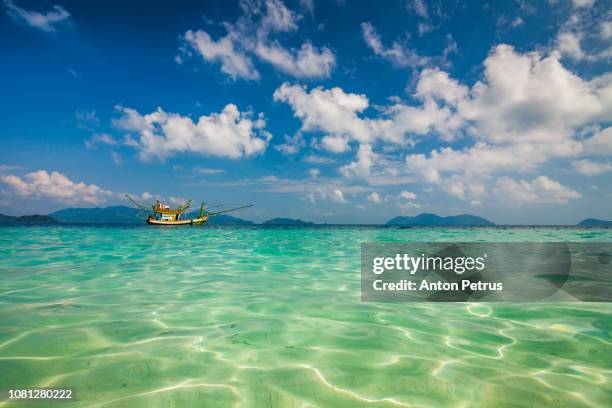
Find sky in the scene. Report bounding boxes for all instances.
[0,0,611,224]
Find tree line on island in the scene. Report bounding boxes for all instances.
[0,205,610,226]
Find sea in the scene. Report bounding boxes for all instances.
[0,225,610,407]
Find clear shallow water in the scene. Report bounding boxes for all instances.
[0,225,610,407]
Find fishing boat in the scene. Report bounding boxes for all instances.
[125,194,251,226]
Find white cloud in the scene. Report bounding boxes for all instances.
[275,133,305,155]
[183,30,259,80]
[4,0,70,32]
[572,159,612,175]
[601,21,612,40]
[398,189,421,213]
[409,0,429,19]
[583,126,612,155]
[399,201,421,212]
[557,31,586,60]
[303,154,335,164]
[367,192,382,203]
[400,191,416,200]
[274,82,375,143]
[113,104,271,160]
[1,170,113,204]
[308,168,320,178]
[415,68,468,106]
[332,189,346,203]
[193,167,224,175]
[494,176,581,204]
[339,144,375,179]
[406,45,611,183]
[339,144,412,186]
[279,43,611,204]
[511,17,524,27]
[180,0,334,79]
[255,42,335,78]
[555,12,612,61]
[572,0,595,8]
[75,110,100,130]
[459,45,611,145]
[84,133,117,149]
[321,134,350,153]
[274,81,458,145]
[361,22,429,68]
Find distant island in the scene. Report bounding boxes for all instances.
[577,218,612,227]
[0,214,58,225]
[50,206,141,224]
[3,206,609,227]
[386,213,495,227]
[261,217,315,226]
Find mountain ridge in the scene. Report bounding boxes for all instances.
[577,218,612,226]
[0,214,58,225]
[386,213,495,227]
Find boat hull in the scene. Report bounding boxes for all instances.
[146,215,208,226]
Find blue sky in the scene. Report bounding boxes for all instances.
[1,0,611,224]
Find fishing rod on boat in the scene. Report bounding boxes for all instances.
[125,194,155,218]
[206,204,253,216]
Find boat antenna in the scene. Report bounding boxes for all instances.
[207,204,253,216]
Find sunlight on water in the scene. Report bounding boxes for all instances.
[0,226,610,407]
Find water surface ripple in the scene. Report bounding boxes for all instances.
[0,226,610,407]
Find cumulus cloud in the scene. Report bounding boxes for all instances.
[255,41,335,78]
[406,45,611,181]
[274,82,375,142]
[572,159,612,175]
[340,144,375,179]
[183,30,259,80]
[179,0,335,80]
[494,176,581,204]
[274,81,459,145]
[279,42,610,206]
[415,68,467,106]
[321,134,350,153]
[557,31,586,60]
[1,170,113,204]
[4,0,70,32]
[113,104,272,160]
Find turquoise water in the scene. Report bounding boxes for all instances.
[0,225,610,407]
